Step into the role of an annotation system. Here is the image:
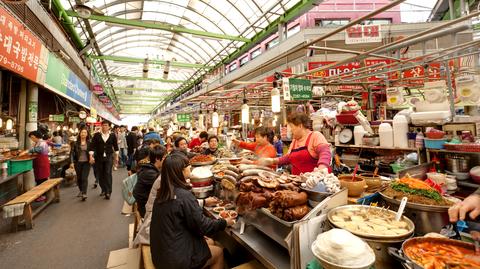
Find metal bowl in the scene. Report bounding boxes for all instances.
[327,205,415,240]
[300,186,332,207]
[191,185,214,199]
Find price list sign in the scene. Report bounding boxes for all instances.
[288,78,312,101]
[0,7,43,82]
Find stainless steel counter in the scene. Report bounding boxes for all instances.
[227,225,290,269]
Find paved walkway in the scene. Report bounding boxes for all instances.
[0,168,132,269]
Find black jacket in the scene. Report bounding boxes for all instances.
[90,132,119,160]
[126,132,138,155]
[132,163,159,206]
[70,140,91,163]
[150,187,227,269]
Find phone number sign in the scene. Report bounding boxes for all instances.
[0,7,44,82]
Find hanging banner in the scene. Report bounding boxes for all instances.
[44,52,91,108]
[345,25,382,44]
[0,6,48,82]
[307,59,456,90]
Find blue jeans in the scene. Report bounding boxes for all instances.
[119,148,127,167]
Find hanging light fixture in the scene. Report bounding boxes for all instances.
[212,103,219,128]
[271,87,281,113]
[56,126,61,131]
[0,118,3,128]
[6,119,13,131]
[241,89,249,124]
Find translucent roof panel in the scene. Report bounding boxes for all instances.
[63,0,303,113]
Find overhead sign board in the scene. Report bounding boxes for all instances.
[49,114,64,122]
[0,6,48,82]
[177,113,191,123]
[345,25,382,44]
[283,78,312,101]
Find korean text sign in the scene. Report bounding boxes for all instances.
[0,7,42,82]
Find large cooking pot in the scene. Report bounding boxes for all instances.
[446,156,470,173]
[190,175,213,188]
[380,191,450,235]
[327,205,415,269]
[388,237,479,269]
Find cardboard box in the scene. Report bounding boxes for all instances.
[106,248,141,269]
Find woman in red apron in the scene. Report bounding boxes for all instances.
[259,113,331,175]
[20,131,50,184]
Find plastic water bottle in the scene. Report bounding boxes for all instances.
[415,130,424,149]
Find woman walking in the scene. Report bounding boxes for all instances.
[71,128,91,201]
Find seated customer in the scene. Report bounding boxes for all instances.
[133,145,166,218]
[150,153,235,269]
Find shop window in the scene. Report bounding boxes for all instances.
[266,37,279,50]
[286,24,300,38]
[316,19,350,27]
[362,19,391,25]
[239,56,249,67]
[229,62,237,72]
[251,48,262,59]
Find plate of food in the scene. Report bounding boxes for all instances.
[212,206,225,214]
[190,155,217,166]
[216,201,235,210]
[219,210,238,219]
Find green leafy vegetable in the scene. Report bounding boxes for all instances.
[391,182,442,202]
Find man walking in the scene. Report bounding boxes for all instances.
[118,126,128,168]
[126,126,139,175]
[89,121,119,200]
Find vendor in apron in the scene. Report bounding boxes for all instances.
[19,130,50,185]
[259,113,331,175]
[449,189,480,241]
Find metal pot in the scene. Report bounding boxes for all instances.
[446,156,470,173]
[191,185,213,199]
[388,237,477,269]
[327,205,414,269]
[380,192,450,235]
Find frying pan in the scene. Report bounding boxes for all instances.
[388,237,477,269]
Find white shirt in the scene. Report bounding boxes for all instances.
[101,131,110,142]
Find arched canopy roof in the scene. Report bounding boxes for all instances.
[59,0,301,113]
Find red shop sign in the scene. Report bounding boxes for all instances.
[0,7,42,82]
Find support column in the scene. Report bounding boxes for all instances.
[23,82,38,191]
[26,83,38,148]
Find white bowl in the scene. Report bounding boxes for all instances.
[446,170,470,181]
[311,240,375,269]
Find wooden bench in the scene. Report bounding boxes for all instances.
[2,178,63,232]
[141,245,155,269]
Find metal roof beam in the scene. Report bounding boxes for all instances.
[114,87,174,92]
[65,11,249,42]
[221,0,323,64]
[91,55,208,69]
[99,74,184,83]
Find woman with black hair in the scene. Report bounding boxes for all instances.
[232,126,277,167]
[133,145,166,218]
[71,128,91,201]
[150,153,234,269]
[19,131,51,187]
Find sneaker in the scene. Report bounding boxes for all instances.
[92,183,98,189]
[105,193,110,200]
[81,194,87,201]
[100,192,105,197]
[113,167,118,171]
[77,191,83,197]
